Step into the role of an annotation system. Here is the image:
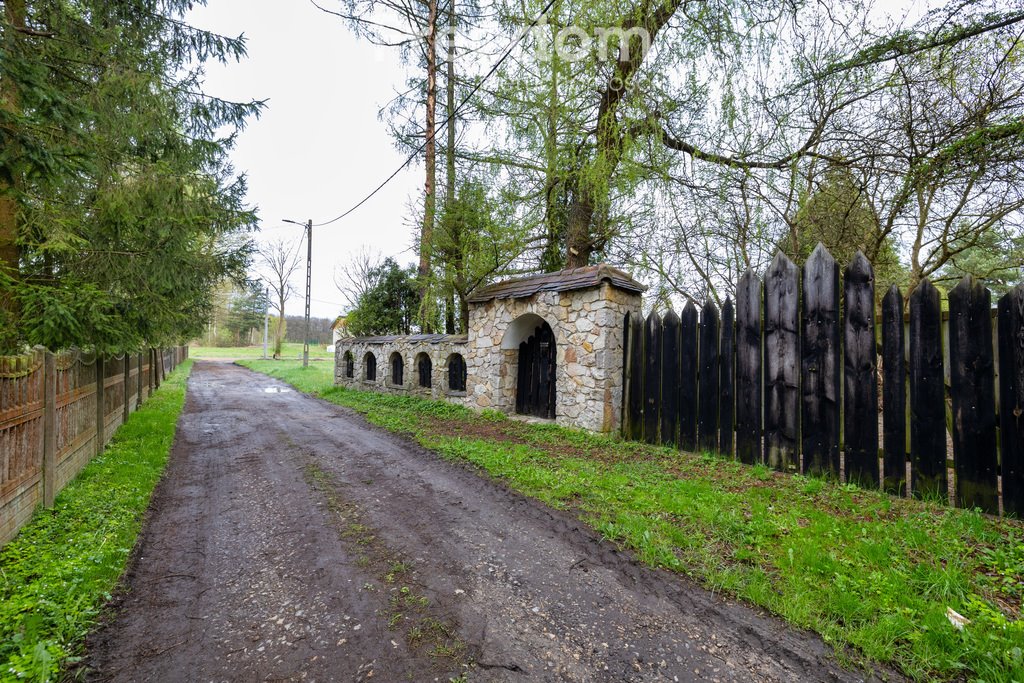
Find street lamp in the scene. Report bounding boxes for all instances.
[283,218,312,368]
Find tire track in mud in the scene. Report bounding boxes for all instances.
[86,361,899,682]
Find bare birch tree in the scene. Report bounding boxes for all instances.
[257,238,303,357]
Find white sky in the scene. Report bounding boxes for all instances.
[187,0,424,319]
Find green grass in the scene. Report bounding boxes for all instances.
[0,360,194,683]
[189,342,333,360]
[239,359,1024,682]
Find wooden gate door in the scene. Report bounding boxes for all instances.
[515,322,556,419]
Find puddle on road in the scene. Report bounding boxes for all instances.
[263,387,292,394]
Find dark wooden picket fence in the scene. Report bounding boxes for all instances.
[621,245,1024,517]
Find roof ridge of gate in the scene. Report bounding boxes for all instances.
[467,263,646,303]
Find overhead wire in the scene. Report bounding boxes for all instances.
[311,0,558,227]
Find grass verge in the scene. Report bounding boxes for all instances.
[0,360,193,682]
[238,360,1024,682]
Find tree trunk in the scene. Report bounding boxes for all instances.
[444,0,457,335]
[541,24,564,272]
[275,295,285,357]
[459,291,469,333]
[445,291,456,334]
[418,0,438,329]
[565,189,595,268]
[445,0,456,203]
[561,0,682,269]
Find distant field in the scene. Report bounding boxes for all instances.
[189,343,334,360]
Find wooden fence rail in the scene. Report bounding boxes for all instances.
[621,245,1024,517]
[0,346,188,544]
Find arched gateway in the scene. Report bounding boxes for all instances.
[335,264,644,432]
[514,319,556,419]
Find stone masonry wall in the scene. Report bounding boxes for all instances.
[334,282,641,433]
[334,337,470,402]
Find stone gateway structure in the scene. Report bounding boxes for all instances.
[335,264,644,432]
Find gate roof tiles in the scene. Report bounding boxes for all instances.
[467,264,645,303]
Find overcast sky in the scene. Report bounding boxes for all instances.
[187,0,424,319]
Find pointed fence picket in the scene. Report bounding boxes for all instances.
[764,253,800,473]
[997,286,1024,516]
[719,299,736,457]
[843,253,878,489]
[881,286,906,495]
[643,313,662,444]
[909,280,946,500]
[735,271,762,465]
[698,301,720,453]
[621,246,1023,516]
[679,302,699,451]
[801,245,841,478]
[661,311,681,447]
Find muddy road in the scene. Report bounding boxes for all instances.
[86,361,890,682]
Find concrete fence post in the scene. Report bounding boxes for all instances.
[153,348,161,391]
[43,351,56,507]
[95,357,105,457]
[123,355,130,424]
[137,352,144,409]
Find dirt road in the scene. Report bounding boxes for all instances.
[86,361,890,682]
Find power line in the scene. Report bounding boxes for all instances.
[312,0,557,228]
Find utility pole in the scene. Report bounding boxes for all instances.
[283,217,313,368]
[303,219,311,368]
[262,284,269,360]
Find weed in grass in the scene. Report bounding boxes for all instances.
[800,477,825,496]
[914,486,953,506]
[430,642,464,659]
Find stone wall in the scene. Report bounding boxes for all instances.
[464,282,639,432]
[334,280,642,433]
[334,336,471,402]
